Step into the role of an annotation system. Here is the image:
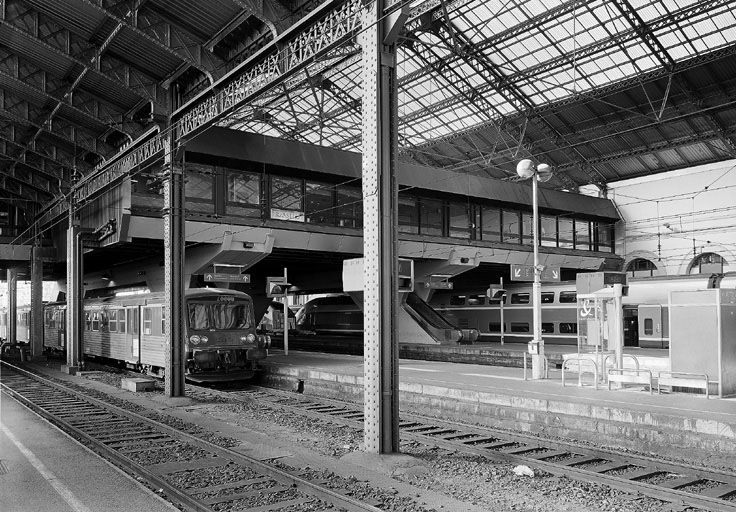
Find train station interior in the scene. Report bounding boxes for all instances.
[1,1,736,511]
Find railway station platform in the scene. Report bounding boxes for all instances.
[259,348,736,468]
[0,387,178,512]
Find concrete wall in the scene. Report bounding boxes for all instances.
[609,159,736,276]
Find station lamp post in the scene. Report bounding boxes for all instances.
[516,159,552,380]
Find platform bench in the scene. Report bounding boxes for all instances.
[657,372,711,399]
[607,369,653,394]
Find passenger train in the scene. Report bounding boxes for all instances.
[0,287,270,382]
[293,273,736,349]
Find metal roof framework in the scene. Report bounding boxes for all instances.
[2,0,736,222]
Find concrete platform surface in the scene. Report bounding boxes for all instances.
[0,390,179,512]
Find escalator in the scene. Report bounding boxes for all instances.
[402,292,479,345]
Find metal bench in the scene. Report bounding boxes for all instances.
[607,368,653,394]
[657,371,711,399]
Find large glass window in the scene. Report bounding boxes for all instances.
[187,301,253,330]
[398,196,419,234]
[521,212,534,245]
[626,258,658,277]
[540,215,557,247]
[420,198,443,236]
[336,187,362,228]
[575,220,591,250]
[596,222,613,252]
[502,210,520,243]
[482,207,501,242]
[270,177,304,221]
[226,171,261,217]
[305,182,335,225]
[185,164,214,213]
[448,202,470,239]
[558,217,574,249]
[689,253,727,274]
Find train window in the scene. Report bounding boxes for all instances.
[540,215,557,247]
[558,217,574,249]
[85,312,91,331]
[467,294,485,306]
[510,293,530,304]
[510,322,529,333]
[91,312,100,332]
[118,309,126,333]
[100,311,109,331]
[559,292,577,303]
[109,310,117,332]
[481,207,501,242]
[488,323,503,332]
[305,181,335,225]
[559,322,578,333]
[502,210,521,243]
[143,307,152,335]
[644,318,653,335]
[542,323,555,333]
[45,309,55,328]
[448,202,471,239]
[419,198,443,236]
[188,301,253,330]
[336,187,362,228]
[161,306,166,335]
[226,171,261,217]
[450,295,466,306]
[541,292,555,303]
[398,196,419,234]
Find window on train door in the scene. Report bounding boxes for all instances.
[510,322,529,332]
[541,292,555,303]
[542,323,555,334]
[510,293,530,304]
[85,312,91,330]
[128,309,138,335]
[559,292,577,303]
[91,312,100,332]
[118,309,126,333]
[143,307,152,335]
[109,310,117,332]
[161,306,166,335]
[644,318,653,336]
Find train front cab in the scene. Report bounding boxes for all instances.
[184,290,270,382]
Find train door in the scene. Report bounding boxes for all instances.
[637,304,665,349]
[623,307,638,347]
[124,307,140,361]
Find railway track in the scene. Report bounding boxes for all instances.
[190,384,736,512]
[0,361,386,512]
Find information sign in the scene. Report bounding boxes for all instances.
[510,264,561,282]
[203,273,251,283]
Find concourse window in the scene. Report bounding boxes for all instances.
[481,207,501,242]
[558,217,574,249]
[626,258,657,277]
[305,181,335,225]
[336,186,362,228]
[185,164,215,214]
[398,196,419,234]
[575,220,591,250]
[521,212,534,245]
[502,210,521,243]
[270,176,304,221]
[448,202,471,239]
[420,198,443,236]
[540,215,557,247]
[595,222,614,253]
[226,171,261,217]
[689,252,727,274]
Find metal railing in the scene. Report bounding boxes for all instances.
[562,356,599,390]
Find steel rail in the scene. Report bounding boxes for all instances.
[0,361,383,512]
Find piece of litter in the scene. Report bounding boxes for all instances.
[512,465,535,477]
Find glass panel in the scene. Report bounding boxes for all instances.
[467,294,485,306]
[336,187,362,228]
[488,323,503,332]
[558,217,574,249]
[542,323,555,334]
[271,177,304,221]
[420,198,443,236]
[448,202,470,239]
[305,182,335,225]
[226,171,261,217]
[575,220,591,250]
[521,212,534,245]
[118,309,126,333]
[398,196,419,234]
[185,165,214,213]
[511,293,529,304]
[109,310,117,332]
[482,207,501,241]
[502,210,520,243]
[187,301,253,330]
[541,292,554,304]
[450,295,466,306]
[559,292,577,303]
[596,222,613,253]
[559,322,577,333]
[143,307,152,335]
[161,306,166,335]
[644,318,653,335]
[510,322,529,333]
[540,215,557,247]
[92,312,99,331]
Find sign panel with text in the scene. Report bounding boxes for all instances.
[510,264,561,282]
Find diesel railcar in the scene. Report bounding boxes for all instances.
[3,288,269,382]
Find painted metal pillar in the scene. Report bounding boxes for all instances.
[30,246,44,358]
[7,267,17,345]
[66,213,83,368]
[163,136,186,397]
[531,173,545,379]
[360,0,403,454]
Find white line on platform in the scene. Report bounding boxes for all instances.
[0,422,94,512]
[399,367,440,372]
[462,373,523,381]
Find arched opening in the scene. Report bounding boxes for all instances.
[688,252,728,274]
[625,257,658,278]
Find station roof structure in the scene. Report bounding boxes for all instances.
[1,0,736,214]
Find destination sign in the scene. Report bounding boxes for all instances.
[510,264,561,282]
[204,273,251,283]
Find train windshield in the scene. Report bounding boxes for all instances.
[187,300,253,330]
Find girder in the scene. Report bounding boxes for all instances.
[0,173,52,203]
[0,153,59,195]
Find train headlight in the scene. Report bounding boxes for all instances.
[200,335,208,343]
[246,333,256,343]
[190,335,200,345]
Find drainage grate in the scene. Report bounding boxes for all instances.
[0,460,8,475]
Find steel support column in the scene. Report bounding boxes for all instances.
[163,136,186,397]
[30,246,44,358]
[66,214,83,369]
[7,267,17,345]
[360,0,401,454]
